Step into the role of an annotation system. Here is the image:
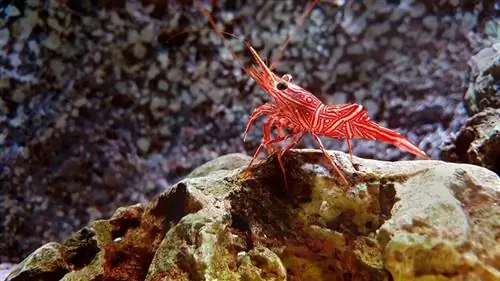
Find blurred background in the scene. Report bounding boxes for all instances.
[0,0,498,264]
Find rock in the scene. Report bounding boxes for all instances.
[441,43,500,176]
[186,153,251,178]
[440,108,500,175]
[6,180,204,281]
[464,44,500,116]
[5,243,68,280]
[0,264,16,281]
[5,150,500,281]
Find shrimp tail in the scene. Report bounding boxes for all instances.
[356,120,430,159]
[321,104,430,160]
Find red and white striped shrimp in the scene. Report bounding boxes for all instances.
[243,45,430,185]
[201,2,430,186]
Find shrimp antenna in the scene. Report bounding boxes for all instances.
[200,4,279,100]
[165,28,239,44]
[200,3,280,147]
[200,6,254,77]
[270,0,320,70]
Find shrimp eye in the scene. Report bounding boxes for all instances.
[276,81,288,90]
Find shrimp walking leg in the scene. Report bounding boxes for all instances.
[311,134,348,185]
[245,118,276,174]
[346,138,353,163]
[279,131,306,157]
[261,133,298,189]
[243,103,275,141]
[275,131,306,189]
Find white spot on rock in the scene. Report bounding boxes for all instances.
[133,43,147,59]
[346,44,364,55]
[128,29,140,43]
[5,5,21,17]
[341,12,367,37]
[0,29,10,48]
[157,52,169,69]
[422,15,438,30]
[8,53,21,67]
[28,40,40,55]
[41,33,61,50]
[150,97,167,119]
[157,80,168,91]
[140,23,155,42]
[410,3,426,18]
[137,137,151,153]
[147,64,160,79]
[301,163,331,178]
[336,62,352,76]
[166,68,183,83]
[50,59,65,78]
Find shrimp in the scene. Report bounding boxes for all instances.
[201,2,430,186]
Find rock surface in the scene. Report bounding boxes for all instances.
[5,150,500,281]
[464,43,500,116]
[442,41,500,175]
[0,264,15,281]
[441,108,500,175]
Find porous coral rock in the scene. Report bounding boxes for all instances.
[5,150,499,281]
[441,108,500,175]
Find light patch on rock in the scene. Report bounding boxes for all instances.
[0,29,9,48]
[301,163,331,178]
[137,137,151,153]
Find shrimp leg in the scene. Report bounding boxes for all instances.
[261,131,298,189]
[243,103,275,141]
[311,134,348,185]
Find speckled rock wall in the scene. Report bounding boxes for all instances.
[0,0,498,263]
